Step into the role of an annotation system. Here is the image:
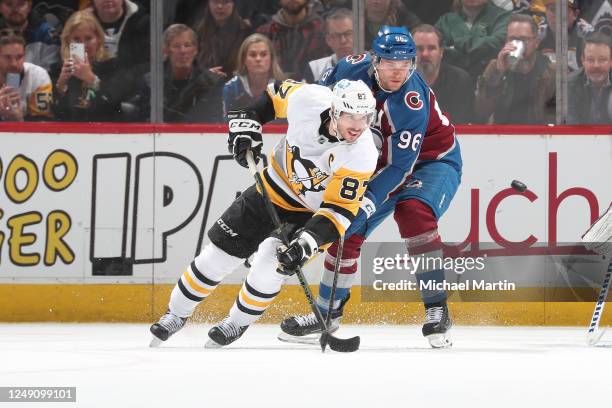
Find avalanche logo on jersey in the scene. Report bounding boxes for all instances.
[286,144,329,195]
[405,91,423,110]
[346,53,367,64]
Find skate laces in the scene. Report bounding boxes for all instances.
[217,318,243,338]
[295,313,319,327]
[425,306,444,324]
[159,313,184,332]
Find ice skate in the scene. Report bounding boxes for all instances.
[422,302,453,348]
[278,294,351,344]
[150,311,187,347]
[205,317,248,348]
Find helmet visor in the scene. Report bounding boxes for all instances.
[337,111,375,131]
[375,58,415,71]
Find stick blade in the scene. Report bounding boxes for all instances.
[587,328,607,346]
[322,333,360,353]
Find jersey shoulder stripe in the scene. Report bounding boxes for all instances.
[321,53,373,86]
[266,79,305,119]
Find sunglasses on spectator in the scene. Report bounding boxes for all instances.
[210,0,233,5]
[328,31,353,41]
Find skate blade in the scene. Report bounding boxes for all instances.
[426,332,453,349]
[204,338,224,349]
[149,336,164,348]
[587,328,607,346]
[277,332,320,345]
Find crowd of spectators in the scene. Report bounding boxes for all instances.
[0,0,609,125]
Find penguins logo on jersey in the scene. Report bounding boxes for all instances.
[286,145,329,195]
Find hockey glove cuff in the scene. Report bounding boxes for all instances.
[360,191,376,219]
[228,110,263,168]
[276,229,320,276]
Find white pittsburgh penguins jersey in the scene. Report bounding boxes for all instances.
[260,81,377,236]
[18,62,53,119]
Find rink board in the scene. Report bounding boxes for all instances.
[0,124,610,324]
[1,284,611,327]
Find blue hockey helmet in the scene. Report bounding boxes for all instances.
[371,25,416,61]
[371,26,417,92]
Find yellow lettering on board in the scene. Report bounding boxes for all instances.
[45,210,74,265]
[5,155,39,204]
[0,209,4,264]
[43,150,78,191]
[8,212,42,266]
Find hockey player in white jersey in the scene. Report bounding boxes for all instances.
[150,79,378,347]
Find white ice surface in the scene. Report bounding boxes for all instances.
[0,324,610,408]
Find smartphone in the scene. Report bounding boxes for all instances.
[69,42,85,61]
[6,72,20,89]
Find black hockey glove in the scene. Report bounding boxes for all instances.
[276,229,320,276]
[227,110,263,168]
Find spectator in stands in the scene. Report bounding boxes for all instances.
[304,7,353,83]
[235,0,279,29]
[402,0,453,25]
[475,13,555,124]
[312,0,352,16]
[538,0,593,72]
[0,0,60,70]
[413,24,475,123]
[580,0,612,36]
[51,10,130,121]
[195,0,251,80]
[257,0,328,79]
[175,0,277,31]
[568,31,611,124]
[32,1,87,30]
[366,0,421,46]
[435,0,510,79]
[90,0,149,75]
[0,32,51,120]
[136,23,223,123]
[223,33,284,117]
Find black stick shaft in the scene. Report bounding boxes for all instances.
[246,152,329,335]
[322,237,344,352]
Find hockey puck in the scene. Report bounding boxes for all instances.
[511,180,527,192]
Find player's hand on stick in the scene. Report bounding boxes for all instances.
[227,110,263,168]
[276,229,319,275]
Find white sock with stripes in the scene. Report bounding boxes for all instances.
[229,237,285,327]
[169,243,244,318]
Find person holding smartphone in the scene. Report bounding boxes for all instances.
[51,9,131,121]
[0,31,52,121]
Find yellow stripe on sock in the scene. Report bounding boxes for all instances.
[239,288,275,308]
[183,271,213,295]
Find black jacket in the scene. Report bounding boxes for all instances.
[50,58,133,122]
[567,68,612,125]
[137,63,224,123]
[430,63,475,124]
[94,0,150,78]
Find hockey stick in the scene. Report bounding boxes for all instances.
[245,151,360,353]
[320,236,346,352]
[582,204,612,346]
[587,260,612,346]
